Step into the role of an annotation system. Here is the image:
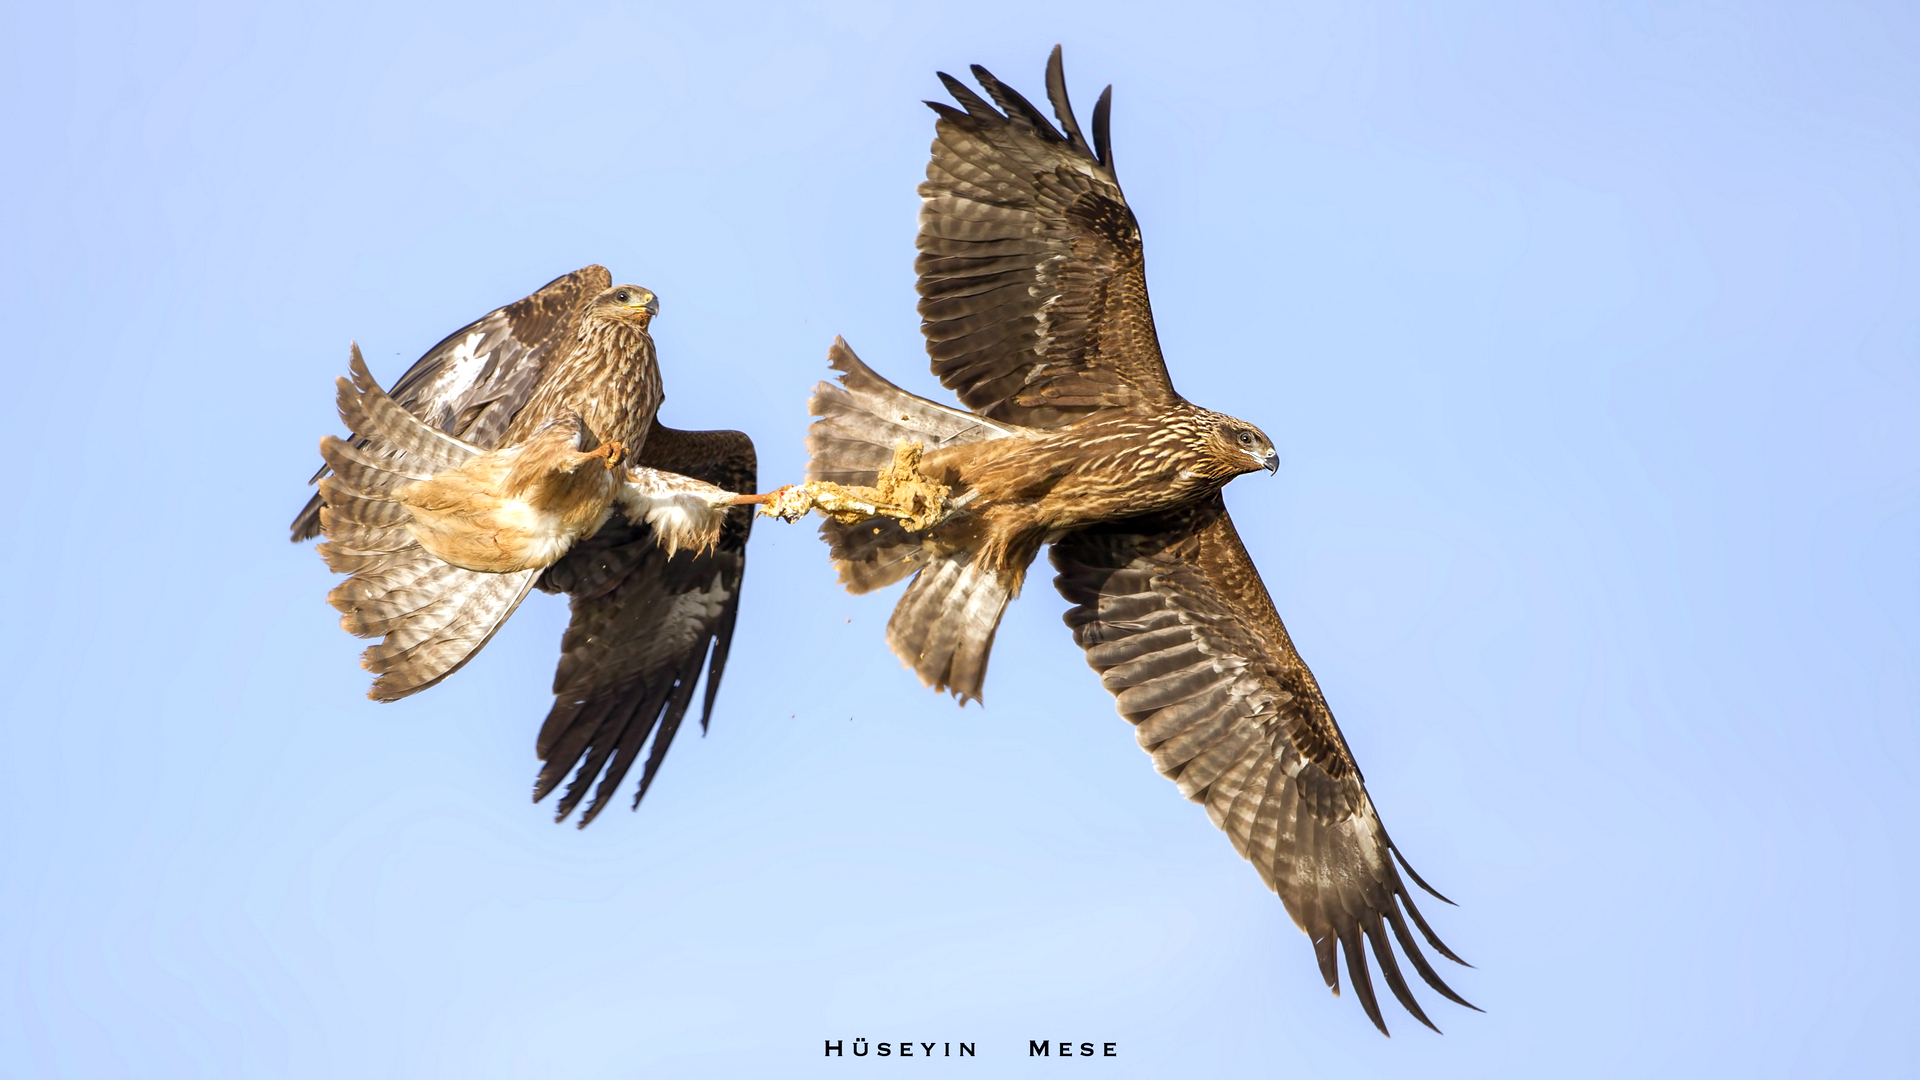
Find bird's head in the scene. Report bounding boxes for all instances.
[1199,412,1279,479]
[587,285,659,328]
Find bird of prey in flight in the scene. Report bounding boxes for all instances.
[292,267,757,827]
[806,48,1476,1034]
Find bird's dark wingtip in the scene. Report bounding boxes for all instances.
[1091,85,1114,168]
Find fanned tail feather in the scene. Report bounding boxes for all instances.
[805,337,1021,702]
[806,336,1008,593]
[807,336,1011,483]
[885,553,1014,703]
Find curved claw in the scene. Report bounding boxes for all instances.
[586,439,627,469]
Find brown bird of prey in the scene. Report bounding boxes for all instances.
[806,50,1475,1034]
[319,348,743,575]
[292,267,756,827]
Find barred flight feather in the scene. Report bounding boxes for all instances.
[1052,496,1476,1034]
[292,266,610,542]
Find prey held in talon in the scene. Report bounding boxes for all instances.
[588,439,627,468]
[748,441,953,530]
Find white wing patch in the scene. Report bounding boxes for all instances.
[438,329,497,402]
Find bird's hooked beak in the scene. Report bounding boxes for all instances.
[615,289,660,324]
[1244,447,1279,474]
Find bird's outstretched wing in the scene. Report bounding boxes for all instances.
[918,46,1176,428]
[317,347,539,700]
[1051,497,1475,1034]
[291,265,610,540]
[531,420,757,827]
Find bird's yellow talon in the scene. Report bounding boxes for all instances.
[587,439,626,468]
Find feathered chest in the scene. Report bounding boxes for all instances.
[505,321,663,450]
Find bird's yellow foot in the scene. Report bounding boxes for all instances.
[587,440,627,469]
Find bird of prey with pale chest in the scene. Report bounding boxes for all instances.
[292,267,757,827]
[806,49,1476,1033]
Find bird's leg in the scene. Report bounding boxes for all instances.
[728,480,948,530]
[584,440,627,469]
[734,443,952,527]
[726,487,812,519]
[975,505,1045,574]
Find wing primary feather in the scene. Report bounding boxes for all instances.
[581,679,685,827]
[630,682,698,810]
[699,599,740,733]
[1384,902,1480,1011]
[1364,911,1439,1033]
[579,706,671,826]
[561,702,643,824]
[1043,45,1086,149]
[570,666,694,827]
[536,697,621,806]
[1390,841,1458,905]
[924,100,972,126]
[580,734,647,827]
[968,63,1062,140]
[1313,929,1341,995]
[1398,886,1472,968]
[935,72,1001,122]
[556,703,656,823]
[1091,85,1114,168]
[1339,923,1390,1036]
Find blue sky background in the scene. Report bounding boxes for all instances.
[2,1,1916,1076]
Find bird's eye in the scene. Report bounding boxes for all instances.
[1237,431,1254,445]
[615,290,630,303]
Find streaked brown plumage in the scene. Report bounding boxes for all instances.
[498,284,661,451]
[295,267,757,827]
[322,353,737,577]
[915,401,1277,578]
[394,416,629,575]
[807,49,1474,1034]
